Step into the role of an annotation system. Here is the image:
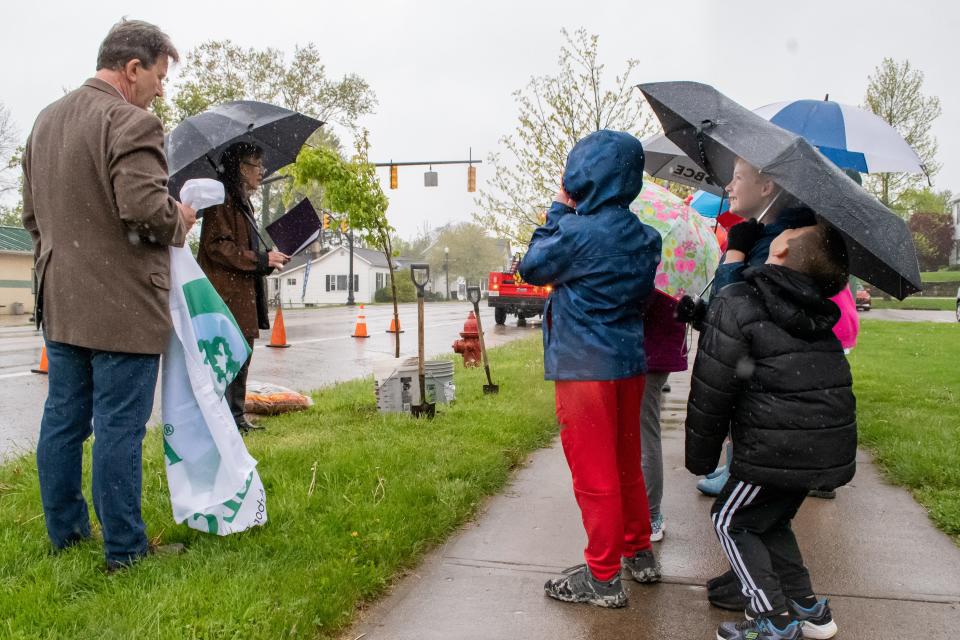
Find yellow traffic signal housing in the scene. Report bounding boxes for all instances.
[467,165,477,192]
[322,213,331,230]
[389,165,398,189]
[340,219,349,233]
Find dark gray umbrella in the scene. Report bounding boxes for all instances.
[166,100,323,199]
[637,81,922,300]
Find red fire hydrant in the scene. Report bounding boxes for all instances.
[452,311,482,367]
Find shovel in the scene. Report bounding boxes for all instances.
[410,264,436,418]
[467,286,499,394]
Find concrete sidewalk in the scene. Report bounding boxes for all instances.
[347,370,960,639]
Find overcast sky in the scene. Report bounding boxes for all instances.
[2,0,958,240]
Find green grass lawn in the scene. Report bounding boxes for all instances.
[849,320,960,543]
[869,297,957,311]
[921,271,960,283]
[0,337,556,639]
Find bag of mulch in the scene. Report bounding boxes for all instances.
[244,381,313,415]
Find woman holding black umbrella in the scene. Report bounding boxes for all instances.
[197,142,289,433]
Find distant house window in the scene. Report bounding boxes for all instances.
[336,275,348,291]
[326,275,335,291]
[376,272,384,290]
[287,278,297,286]
[354,274,359,292]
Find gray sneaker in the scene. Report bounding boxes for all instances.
[544,564,627,608]
[622,549,662,583]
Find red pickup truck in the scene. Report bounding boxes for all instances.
[487,254,550,326]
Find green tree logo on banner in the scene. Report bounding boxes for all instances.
[198,336,242,385]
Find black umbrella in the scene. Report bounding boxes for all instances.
[166,100,324,199]
[637,81,922,300]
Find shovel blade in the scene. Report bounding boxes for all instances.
[483,384,500,395]
[411,403,436,419]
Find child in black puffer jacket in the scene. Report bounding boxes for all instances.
[686,219,855,640]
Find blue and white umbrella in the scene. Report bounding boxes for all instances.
[752,99,925,175]
[689,190,730,218]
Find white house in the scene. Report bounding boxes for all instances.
[269,245,409,306]
[950,196,960,266]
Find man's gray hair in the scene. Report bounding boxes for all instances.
[96,18,179,71]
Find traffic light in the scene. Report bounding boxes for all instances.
[340,219,349,233]
[467,165,476,192]
[322,213,331,230]
[389,165,398,189]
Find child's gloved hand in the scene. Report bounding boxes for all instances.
[726,219,765,254]
[675,294,707,327]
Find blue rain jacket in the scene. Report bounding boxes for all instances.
[518,130,661,381]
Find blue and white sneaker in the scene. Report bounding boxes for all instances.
[787,598,838,639]
[746,598,836,639]
[650,513,665,542]
[716,617,803,640]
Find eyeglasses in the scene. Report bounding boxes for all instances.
[242,161,266,173]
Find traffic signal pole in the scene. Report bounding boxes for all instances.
[375,149,482,192]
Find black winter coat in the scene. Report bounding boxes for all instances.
[685,264,857,491]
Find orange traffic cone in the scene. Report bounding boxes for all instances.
[32,344,48,374]
[352,304,370,338]
[266,307,291,348]
[386,315,404,333]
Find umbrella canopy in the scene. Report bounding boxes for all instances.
[166,101,324,198]
[641,133,725,195]
[637,81,921,300]
[689,190,730,218]
[753,99,924,174]
[629,181,721,299]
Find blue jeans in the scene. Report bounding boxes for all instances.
[37,338,159,566]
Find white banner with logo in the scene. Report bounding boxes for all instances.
[160,179,268,535]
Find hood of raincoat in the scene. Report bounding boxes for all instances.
[563,130,646,215]
[744,265,840,338]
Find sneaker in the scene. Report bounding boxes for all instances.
[716,617,803,640]
[708,572,750,611]
[706,568,737,591]
[650,513,665,542]
[807,489,836,500]
[705,465,728,480]
[746,598,836,639]
[621,549,662,583]
[787,598,838,639]
[662,382,672,393]
[543,564,627,608]
[697,464,730,496]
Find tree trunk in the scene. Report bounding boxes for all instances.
[379,227,401,358]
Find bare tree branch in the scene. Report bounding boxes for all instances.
[475,29,655,246]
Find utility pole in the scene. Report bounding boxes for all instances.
[346,226,355,306]
[444,246,450,300]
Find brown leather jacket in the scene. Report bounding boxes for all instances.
[22,78,186,354]
[197,191,272,339]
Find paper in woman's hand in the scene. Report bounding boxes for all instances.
[179,179,226,212]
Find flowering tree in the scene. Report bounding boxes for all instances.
[291,132,403,357]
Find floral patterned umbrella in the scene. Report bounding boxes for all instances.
[629,181,721,299]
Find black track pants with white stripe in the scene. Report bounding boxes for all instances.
[710,478,814,615]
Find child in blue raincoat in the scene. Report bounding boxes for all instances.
[519,130,662,608]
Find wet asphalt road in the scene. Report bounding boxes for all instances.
[1,305,953,461]
[0,302,539,462]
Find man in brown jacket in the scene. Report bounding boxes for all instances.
[21,19,196,571]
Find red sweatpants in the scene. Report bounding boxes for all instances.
[555,375,652,581]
